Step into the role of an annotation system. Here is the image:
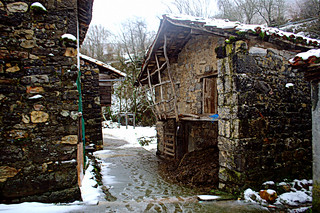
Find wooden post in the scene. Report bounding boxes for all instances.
[133,112,135,129]
[125,111,128,129]
[163,34,179,122]
[156,55,167,119]
[139,82,157,119]
[147,68,161,120]
[77,113,84,187]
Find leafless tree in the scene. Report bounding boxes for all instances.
[216,0,242,21]
[217,0,286,25]
[295,0,320,19]
[112,18,156,124]
[80,24,111,62]
[217,0,262,23]
[234,0,259,24]
[166,0,215,18]
[255,0,286,26]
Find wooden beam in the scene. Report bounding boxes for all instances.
[140,61,167,83]
[164,34,179,122]
[139,81,157,120]
[147,68,162,120]
[156,54,167,119]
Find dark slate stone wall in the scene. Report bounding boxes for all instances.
[217,41,312,193]
[80,60,103,147]
[0,0,81,203]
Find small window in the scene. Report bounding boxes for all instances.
[203,77,217,114]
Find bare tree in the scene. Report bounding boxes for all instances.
[234,0,259,24]
[112,18,156,125]
[80,24,111,62]
[296,0,320,19]
[217,0,286,25]
[166,0,215,18]
[255,0,286,26]
[216,0,242,21]
[217,0,262,23]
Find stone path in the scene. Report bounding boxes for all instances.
[71,134,268,213]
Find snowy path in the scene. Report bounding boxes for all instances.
[0,126,269,212]
[75,131,268,213]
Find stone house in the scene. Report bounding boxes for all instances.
[79,54,126,147]
[0,0,93,203]
[289,50,320,212]
[137,14,317,192]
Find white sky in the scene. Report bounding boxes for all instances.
[90,0,173,34]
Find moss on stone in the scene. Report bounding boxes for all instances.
[225,44,233,56]
[313,183,320,212]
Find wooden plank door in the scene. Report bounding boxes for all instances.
[203,78,217,114]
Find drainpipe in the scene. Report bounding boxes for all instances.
[76,14,86,168]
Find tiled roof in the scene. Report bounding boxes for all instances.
[164,14,320,47]
[289,49,320,67]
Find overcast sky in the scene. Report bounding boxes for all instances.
[90,0,173,34]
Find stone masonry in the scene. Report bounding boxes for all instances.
[0,0,92,203]
[217,41,312,193]
[80,59,102,147]
[155,34,312,191]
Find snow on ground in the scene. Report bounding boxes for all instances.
[244,179,312,211]
[0,202,82,213]
[102,121,157,153]
[80,161,104,205]
[0,158,104,212]
[93,150,118,186]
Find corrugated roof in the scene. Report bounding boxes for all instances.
[80,53,126,77]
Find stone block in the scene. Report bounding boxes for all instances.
[6,64,20,73]
[60,110,70,117]
[33,104,44,111]
[61,135,78,145]
[225,120,231,138]
[22,114,30,124]
[249,47,267,56]
[217,77,224,94]
[224,76,232,93]
[64,47,77,57]
[7,2,28,13]
[0,1,4,11]
[8,129,28,139]
[26,86,44,94]
[0,166,20,182]
[218,107,231,120]
[21,75,49,84]
[20,40,36,49]
[31,111,49,123]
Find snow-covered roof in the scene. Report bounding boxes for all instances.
[79,53,126,77]
[289,49,320,82]
[137,14,320,85]
[289,49,320,66]
[165,14,320,47]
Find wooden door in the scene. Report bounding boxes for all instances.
[203,77,217,114]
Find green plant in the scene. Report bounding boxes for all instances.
[138,136,155,146]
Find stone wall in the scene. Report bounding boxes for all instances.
[80,60,102,147]
[155,35,221,159]
[217,41,312,192]
[0,0,82,203]
[312,82,320,211]
[156,35,220,115]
